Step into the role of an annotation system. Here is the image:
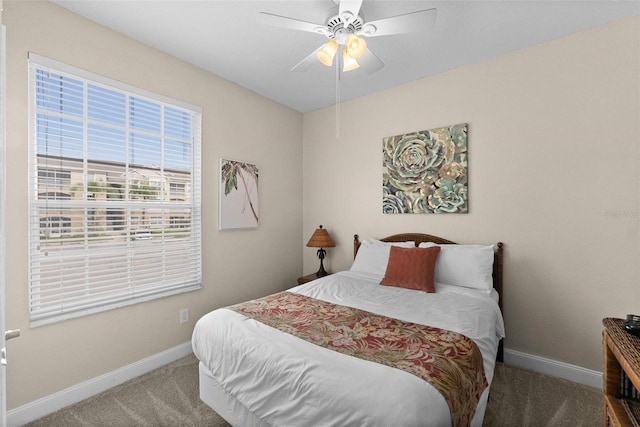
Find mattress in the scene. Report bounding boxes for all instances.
[192,271,505,426]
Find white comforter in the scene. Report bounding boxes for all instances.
[192,271,505,426]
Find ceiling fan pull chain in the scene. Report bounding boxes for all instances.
[335,53,341,139]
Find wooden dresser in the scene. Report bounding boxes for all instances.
[603,318,640,426]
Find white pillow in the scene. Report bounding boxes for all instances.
[350,239,415,281]
[418,243,494,291]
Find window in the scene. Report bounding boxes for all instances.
[38,168,71,187]
[39,216,71,236]
[169,182,186,200]
[28,54,202,326]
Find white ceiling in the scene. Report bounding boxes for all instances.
[52,0,640,113]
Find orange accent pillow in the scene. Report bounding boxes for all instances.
[380,246,441,293]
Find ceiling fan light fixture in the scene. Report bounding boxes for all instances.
[316,39,339,66]
[342,51,360,72]
[344,34,366,59]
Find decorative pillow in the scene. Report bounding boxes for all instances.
[380,246,441,292]
[418,243,494,291]
[350,239,416,280]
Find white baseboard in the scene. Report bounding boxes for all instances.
[7,341,193,427]
[504,348,603,389]
[7,344,602,426]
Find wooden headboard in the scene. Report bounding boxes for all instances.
[354,233,505,362]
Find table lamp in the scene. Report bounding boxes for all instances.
[306,225,336,277]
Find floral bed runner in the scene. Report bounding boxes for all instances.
[228,291,487,426]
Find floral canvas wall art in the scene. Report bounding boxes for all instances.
[219,159,259,230]
[383,123,468,214]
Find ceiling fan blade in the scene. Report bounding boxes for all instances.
[358,48,384,74]
[257,12,328,36]
[291,46,324,72]
[360,8,437,37]
[339,0,363,25]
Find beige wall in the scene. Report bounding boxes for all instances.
[303,16,640,372]
[4,0,302,409]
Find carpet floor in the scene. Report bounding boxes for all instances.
[24,354,602,426]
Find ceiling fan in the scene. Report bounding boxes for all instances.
[258,0,437,74]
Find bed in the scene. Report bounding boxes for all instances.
[192,233,505,426]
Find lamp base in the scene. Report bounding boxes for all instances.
[315,265,329,277]
[315,248,328,277]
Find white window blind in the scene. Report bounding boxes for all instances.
[28,54,202,326]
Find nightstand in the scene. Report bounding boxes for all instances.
[297,273,328,285]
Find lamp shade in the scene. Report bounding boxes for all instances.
[342,52,360,72]
[316,40,339,67]
[344,34,366,59]
[306,225,335,248]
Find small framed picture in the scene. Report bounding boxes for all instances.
[219,159,259,230]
